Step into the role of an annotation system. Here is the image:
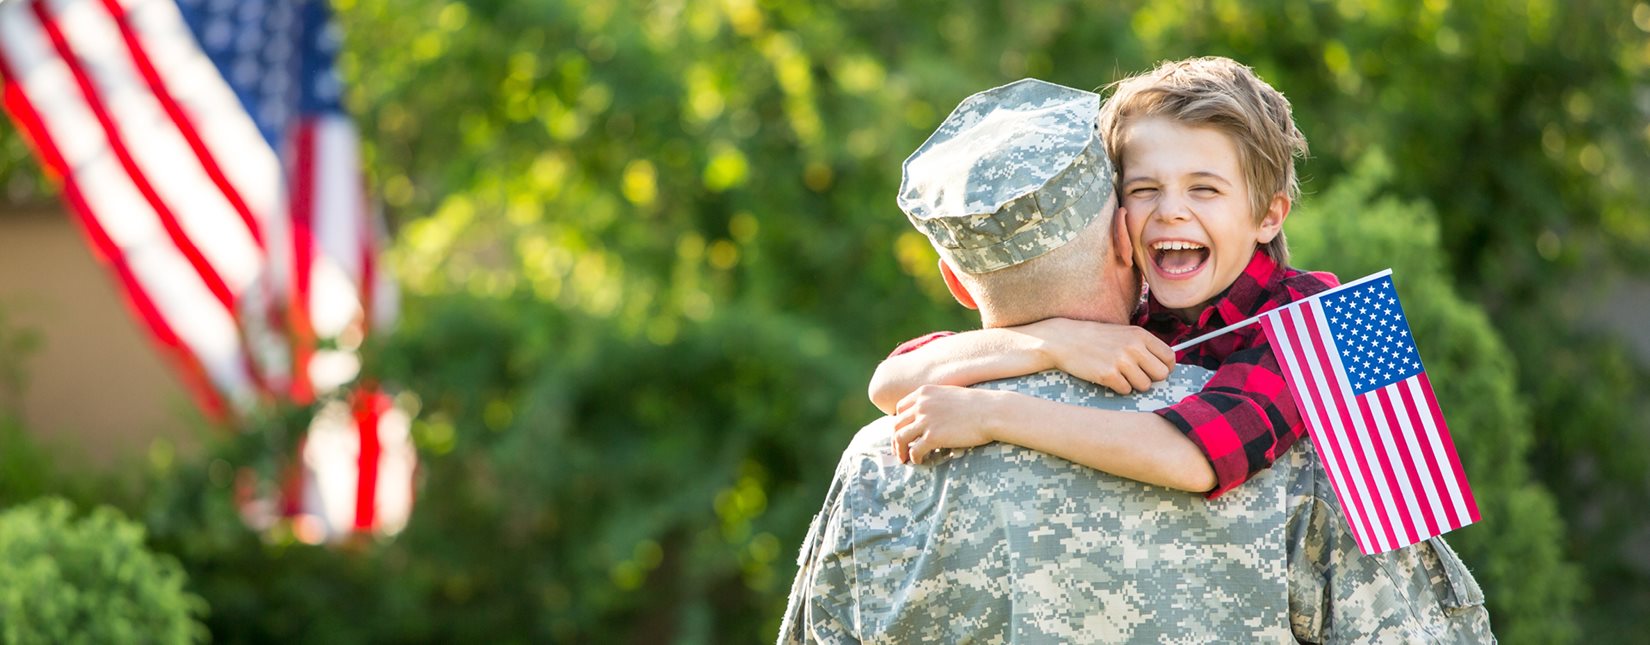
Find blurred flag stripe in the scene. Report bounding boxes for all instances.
[119,0,292,298]
[0,0,258,412]
[32,0,239,309]
[288,119,318,399]
[0,31,232,416]
[353,391,381,531]
[99,0,266,250]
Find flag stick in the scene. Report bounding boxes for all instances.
[1168,268,1395,353]
[1171,317,1260,352]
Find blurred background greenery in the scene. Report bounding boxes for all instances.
[2,0,1647,642]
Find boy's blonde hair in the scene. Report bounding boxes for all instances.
[1097,57,1308,265]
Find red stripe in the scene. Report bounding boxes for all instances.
[1417,373,1480,522]
[95,0,264,250]
[31,1,236,312]
[352,387,382,530]
[288,121,318,403]
[0,42,229,420]
[1376,387,1440,537]
[283,437,306,517]
[1397,381,1462,529]
[1277,305,1384,551]
[1263,309,1378,550]
[358,170,376,330]
[1299,304,1401,550]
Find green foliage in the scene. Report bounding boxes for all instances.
[140,302,871,642]
[1290,154,1582,643]
[0,498,206,644]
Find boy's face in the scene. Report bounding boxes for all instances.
[1118,117,1285,320]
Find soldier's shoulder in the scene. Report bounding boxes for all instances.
[842,416,898,461]
[971,365,1215,411]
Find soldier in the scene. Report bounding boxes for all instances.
[778,79,1492,643]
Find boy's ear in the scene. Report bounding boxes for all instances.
[1111,205,1135,268]
[1256,192,1291,244]
[938,259,979,311]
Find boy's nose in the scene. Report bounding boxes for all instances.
[1155,194,1192,222]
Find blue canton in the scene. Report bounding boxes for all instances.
[1321,276,1423,395]
[173,0,346,149]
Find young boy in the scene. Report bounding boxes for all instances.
[871,57,1339,498]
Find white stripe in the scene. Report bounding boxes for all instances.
[1362,380,1428,544]
[47,0,263,293]
[0,1,255,409]
[1266,309,1373,551]
[1405,377,1472,525]
[1315,300,1410,552]
[302,400,360,538]
[313,116,366,283]
[374,404,416,535]
[308,117,367,340]
[1291,302,1392,553]
[1381,380,1450,534]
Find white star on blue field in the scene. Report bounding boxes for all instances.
[1322,277,1423,396]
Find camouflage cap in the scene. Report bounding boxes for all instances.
[898,78,1115,274]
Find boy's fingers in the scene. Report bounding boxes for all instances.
[1097,371,1131,395]
[1141,356,1171,382]
[894,420,926,463]
[1121,362,1152,393]
[908,436,929,465]
[1145,336,1176,366]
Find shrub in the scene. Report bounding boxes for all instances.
[0,498,206,644]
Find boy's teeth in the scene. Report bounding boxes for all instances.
[1151,240,1210,275]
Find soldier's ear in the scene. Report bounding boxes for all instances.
[1112,205,1134,269]
[938,259,979,311]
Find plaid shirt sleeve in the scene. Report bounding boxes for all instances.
[1154,341,1304,499]
[889,331,956,357]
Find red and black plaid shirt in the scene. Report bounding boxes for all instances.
[889,248,1338,499]
[1135,249,1338,498]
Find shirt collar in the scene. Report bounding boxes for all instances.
[1134,247,1285,331]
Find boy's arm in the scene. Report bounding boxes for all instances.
[1152,344,1305,498]
[869,319,1175,414]
[869,328,1052,413]
[892,386,1217,493]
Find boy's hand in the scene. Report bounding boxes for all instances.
[891,385,1006,465]
[1025,318,1175,395]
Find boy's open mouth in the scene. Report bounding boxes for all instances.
[1150,240,1210,277]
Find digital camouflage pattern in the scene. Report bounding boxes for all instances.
[1283,420,1495,643]
[780,366,1494,644]
[897,78,1115,274]
[780,366,1294,643]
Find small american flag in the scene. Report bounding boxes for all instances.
[1260,270,1479,554]
[0,0,409,540]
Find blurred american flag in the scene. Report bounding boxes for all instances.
[0,0,411,540]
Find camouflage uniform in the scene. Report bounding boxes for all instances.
[778,368,1494,643]
[778,79,1493,643]
[1282,411,1494,643]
